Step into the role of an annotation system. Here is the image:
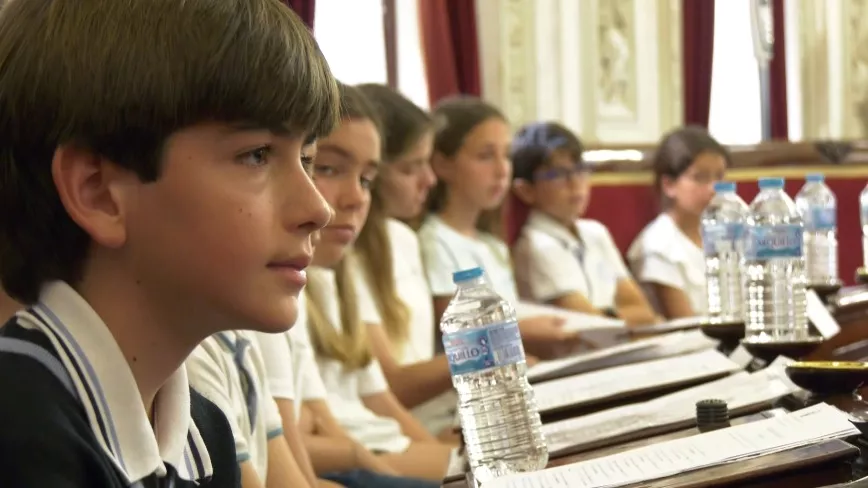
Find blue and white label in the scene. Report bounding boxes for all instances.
[805,206,836,231]
[745,224,803,260]
[701,222,745,256]
[442,320,525,376]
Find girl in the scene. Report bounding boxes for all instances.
[304,84,451,482]
[508,121,657,326]
[627,126,730,319]
[352,84,456,438]
[417,97,581,359]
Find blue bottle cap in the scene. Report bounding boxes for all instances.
[713,181,736,193]
[806,173,825,183]
[758,177,785,190]
[453,267,484,284]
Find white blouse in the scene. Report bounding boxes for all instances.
[417,215,518,302]
[627,213,707,314]
[307,266,411,453]
[254,297,328,420]
[513,211,630,309]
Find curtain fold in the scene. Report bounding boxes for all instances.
[682,0,716,127]
[418,0,482,106]
[282,0,316,30]
[769,0,789,139]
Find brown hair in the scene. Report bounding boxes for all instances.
[0,0,340,303]
[306,83,381,369]
[426,96,507,235]
[354,84,433,352]
[653,125,731,205]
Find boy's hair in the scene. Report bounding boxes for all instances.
[426,96,506,235]
[653,125,731,205]
[0,0,340,303]
[354,84,432,352]
[306,83,381,370]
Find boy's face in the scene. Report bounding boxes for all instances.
[114,122,331,334]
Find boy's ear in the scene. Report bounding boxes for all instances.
[51,144,131,249]
[512,179,536,205]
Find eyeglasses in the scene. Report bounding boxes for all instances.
[534,164,590,183]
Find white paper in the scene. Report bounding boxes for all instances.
[533,349,740,414]
[445,447,465,478]
[491,403,858,488]
[632,315,707,335]
[527,329,718,382]
[541,359,802,455]
[729,345,754,368]
[806,289,842,339]
[515,302,626,347]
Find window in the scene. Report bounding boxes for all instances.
[708,0,763,145]
[314,0,429,108]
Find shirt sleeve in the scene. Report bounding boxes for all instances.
[185,342,250,463]
[418,232,460,297]
[519,235,585,302]
[596,223,630,280]
[636,252,686,291]
[253,331,295,400]
[357,358,389,397]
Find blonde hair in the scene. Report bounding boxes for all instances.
[305,256,373,369]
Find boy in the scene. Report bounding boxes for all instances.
[0,0,338,486]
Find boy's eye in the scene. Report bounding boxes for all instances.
[238,146,272,167]
[301,155,315,176]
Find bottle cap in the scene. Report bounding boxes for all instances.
[806,173,825,183]
[696,399,730,429]
[713,181,736,193]
[758,177,785,190]
[453,267,484,284]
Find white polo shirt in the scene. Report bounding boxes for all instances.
[513,211,630,309]
[187,331,284,481]
[15,281,213,484]
[307,266,411,453]
[418,215,518,302]
[357,218,457,435]
[627,213,708,314]
[254,298,328,420]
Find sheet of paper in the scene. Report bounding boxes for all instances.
[445,447,465,478]
[533,349,739,414]
[515,301,626,347]
[806,289,842,339]
[527,329,718,382]
[491,403,858,488]
[729,344,754,368]
[541,359,801,455]
[631,315,707,335]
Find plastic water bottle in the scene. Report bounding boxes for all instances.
[701,181,749,323]
[744,178,809,341]
[860,184,868,268]
[794,173,838,285]
[440,267,547,485]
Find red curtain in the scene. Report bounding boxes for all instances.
[769,0,789,139]
[282,0,316,30]
[419,0,482,106]
[682,0,716,127]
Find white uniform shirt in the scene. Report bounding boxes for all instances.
[254,297,328,420]
[418,215,518,302]
[513,211,630,309]
[307,266,411,453]
[187,331,284,481]
[627,213,708,314]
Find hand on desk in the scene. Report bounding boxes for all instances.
[518,315,591,359]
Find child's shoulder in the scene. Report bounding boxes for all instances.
[189,389,241,488]
[0,322,123,485]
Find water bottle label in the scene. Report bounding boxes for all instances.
[442,320,525,376]
[745,224,803,260]
[805,206,836,231]
[701,223,744,256]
